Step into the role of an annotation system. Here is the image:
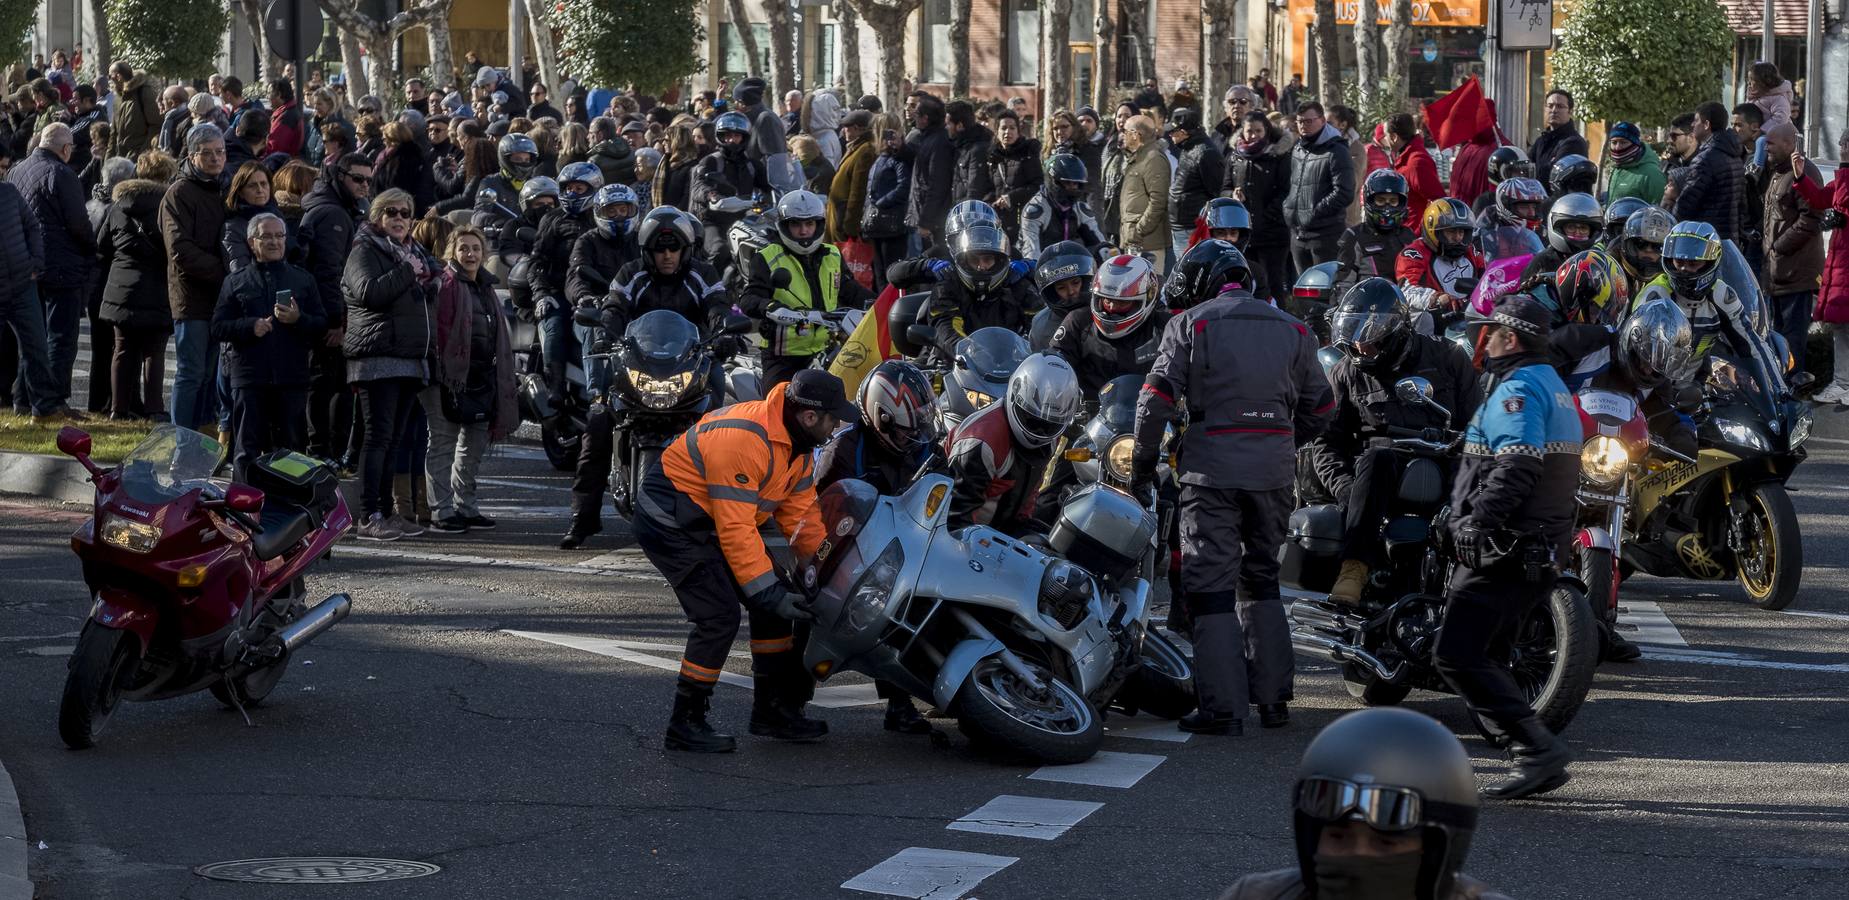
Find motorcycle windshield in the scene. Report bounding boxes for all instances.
[624,310,702,373]
[114,425,225,506]
[1472,222,1544,262]
[1092,374,1145,435]
[1717,239,1769,337]
[955,327,1030,388]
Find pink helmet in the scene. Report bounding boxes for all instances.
[1091,254,1159,339]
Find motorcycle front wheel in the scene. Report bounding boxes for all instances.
[956,657,1103,765]
[58,623,140,750]
[1473,582,1599,745]
[1736,483,1802,610]
[1118,631,1197,719]
[541,420,582,472]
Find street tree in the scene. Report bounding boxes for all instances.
[762,0,798,98]
[839,0,923,112]
[104,0,226,80]
[725,0,764,82]
[1201,0,1238,118]
[1312,0,1342,105]
[1383,0,1412,109]
[949,0,971,97]
[318,0,454,115]
[1041,0,1071,132]
[84,0,112,79]
[1354,0,1380,111]
[838,1,863,100]
[1092,5,1114,111]
[0,1,33,62]
[1553,0,1732,127]
[558,0,705,96]
[1118,0,1155,92]
[519,0,562,102]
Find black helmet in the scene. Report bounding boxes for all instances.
[952,225,1011,294]
[1202,197,1251,247]
[637,207,697,271]
[1045,154,1088,207]
[1617,289,1695,389]
[713,111,750,153]
[1162,239,1250,310]
[1549,154,1598,196]
[1601,196,1650,245]
[1331,277,1411,368]
[1293,709,1480,900]
[1362,168,1411,230]
[1485,145,1534,185]
[1544,192,1603,255]
[1619,207,1676,283]
[1491,292,1554,343]
[497,132,539,181]
[1034,240,1096,311]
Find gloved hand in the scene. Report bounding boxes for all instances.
[771,590,814,622]
[926,258,953,279]
[1823,210,1845,232]
[1453,522,1486,571]
[1008,259,1035,282]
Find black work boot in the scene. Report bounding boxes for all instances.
[664,682,736,753]
[1258,702,1290,729]
[884,698,934,734]
[749,675,828,741]
[1484,717,1572,799]
[1600,623,1644,663]
[1179,709,1243,735]
[558,494,603,550]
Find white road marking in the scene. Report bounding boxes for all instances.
[1783,610,1849,622]
[501,630,884,706]
[336,545,662,581]
[475,476,567,490]
[841,847,1018,899]
[809,681,885,709]
[1642,648,1849,673]
[577,550,649,569]
[1616,600,1688,648]
[0,631,80,643]
[1103,720,1193,743]
[1026,750,1167,789]
[946,795,1105,841]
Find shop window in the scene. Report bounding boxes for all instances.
[923,0,953,84]
[719,23,772,80]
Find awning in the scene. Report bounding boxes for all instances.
[1717,0,1815,36]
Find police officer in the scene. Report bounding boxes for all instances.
[1435,293,1581,798]
[1217,708,1512,900]
[741,189,875,387]
[634,370,859,753]
[1016,153,1106,261]
[1132,241,1334,735]
[1310,278,1478,606]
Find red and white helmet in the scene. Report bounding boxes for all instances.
[1091,254,1159,339]
[856,360,939,454]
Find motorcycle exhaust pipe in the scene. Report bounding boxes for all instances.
[278,593,352,654]
[1290,630,1405,683]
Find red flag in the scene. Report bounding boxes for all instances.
[1423,76,1495,150]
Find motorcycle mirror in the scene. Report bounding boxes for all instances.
[477,187,499,205]
[1451,276,1480,296]
[724,314,754,335]
[1395,376,1435,405]
[224,483,266,514]
[55,426,91,459]
[573,307,604,328]
[906,324,937,351]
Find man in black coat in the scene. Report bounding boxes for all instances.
[1282,102,1354,273]
[210,213,327,480]
[1528,90,1589,184]
[1670,102,1744,243]
[945,101,994,208]
[1165,107,1225,261]
[7,123,96,413]
[903,96,954,249]
[297,154,373,461]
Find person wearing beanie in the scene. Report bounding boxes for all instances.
[1601,121,1665,206]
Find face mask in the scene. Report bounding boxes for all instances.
[1312,850,1425,900]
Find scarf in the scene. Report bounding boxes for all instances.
[359,221,443,290]
[1236,136,1270,157]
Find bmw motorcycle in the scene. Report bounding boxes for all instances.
[799,476,1195,764]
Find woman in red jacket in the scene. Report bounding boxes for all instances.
[1794,136,1849,403]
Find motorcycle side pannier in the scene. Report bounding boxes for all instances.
[1279,504,1343,593]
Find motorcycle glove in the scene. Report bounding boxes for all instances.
[1453,522,1487,571]
[927,258,953,280]
[772,590,814,623]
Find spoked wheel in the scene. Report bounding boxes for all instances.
[1736,483,1802,610]
[1118,631,1197,719]
[58,623,140,749]
[541,419,582,471]
[1473,582,1599,745]
[956,656,1103,765]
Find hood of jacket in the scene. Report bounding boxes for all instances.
[1305,123,1345,151]
[111,177,165,214]
[809,90,841,132]
[591,139,633,164]
[1704,126,1743,160]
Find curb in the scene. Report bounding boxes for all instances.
[0,757,31,900]
[0,449,92,505]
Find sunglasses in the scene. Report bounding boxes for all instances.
[380,207,412,219]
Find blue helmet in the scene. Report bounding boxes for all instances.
[557,162,605,215]
[592,184,640,238]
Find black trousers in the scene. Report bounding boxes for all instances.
[569,400,616,529]
[1289,232,1341,275]
[1248,243,1291,305]
[307,345,353,461]
[1433,566,1551,732]
[870,235,910,293]
[1179,484,1294,717]
[355,377,422,517]
[632,506,798,693]
[110,326,168,419]
[1335,447,1402,568]
[231,385,309,482]
[85,298,113,413]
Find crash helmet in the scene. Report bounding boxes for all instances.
[1162,239,1251,310]
[944,199,1002,244]
[1618,207,1676,283]
[1292,709,1481,900]
[636,206,695,271]
[556,161,605,216]
[1420,198,1474,260]
[592,184,640,238]
[1600,197,1650,246]
[497,132,540,182]
[774,189,828,255]
[1034,240,1096,311]
[1549,154,1598,196]
[1201,197,1252,247]
[1004,353,1083,449]
[1554,249,1630,329]
[1045,154,1089,207]
[1545,192,1604,255]
[1362,168,1411,230]
[1091,254,1160,339]
[1494,177,1548,230]
[518,175,560,211]
[857,360,940,455]
[1661,220,1723,298]
[1485,145,1534,185]
[952,225,1011,294]
[1617,290,1695,389]
[713,111,751,153]
[1331,278,1411,368]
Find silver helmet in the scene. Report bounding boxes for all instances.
[1004,353,1082,449]
[774,189,828,255]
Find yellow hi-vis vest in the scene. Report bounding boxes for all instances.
[761,242,841,356]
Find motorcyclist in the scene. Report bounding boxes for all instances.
[944,352,1083,536]
[1548,153,1598,199]
[741,189,875,387]
[1200,197,1250,250]
[531,161,606,401]
[1336,169,1416,292]
[1217,708,1509,900]
[691,110,771,274]
[1519,191,1604,308]
[438,131,538,216]
[1435,292,1581,799]
[1397,198,1484,315]
[1614,206,1675,294]
[924,224,1042,359]
[1655,220,1784,381]
[1547,248,1633,389]
[1598,196,1651,248]
[1484,176,1547,234]
[1311,278,1479,606]
[884,199,1014,293]
[1049,253,1171,399]
[1470,145,1536,216]
[1017,153,1106,261]
[814,360,942,735]
[565,185,644,315]
[501,177,559,320]
[1027,240,1097,350]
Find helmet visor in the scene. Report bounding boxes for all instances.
[1662,233,1720,264]
[1297,776,1424,832]
[1012,404,1071,444]
[1332,311,1402,358]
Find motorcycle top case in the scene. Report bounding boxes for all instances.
[1279,504,1343,593]
[246,450,340,515]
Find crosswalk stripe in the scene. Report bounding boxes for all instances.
[841,847,1018,899]
[946,795,1104,841]
[1026,750,1167,789]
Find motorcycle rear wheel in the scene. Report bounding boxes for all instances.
[542,420,582,472]
[1119,632,1197,719]
[1736,483,1801,610]
[1342,663,1412,706]
[956,657,1103,765]
[1472,582,1599,745]
[58,623,139,750]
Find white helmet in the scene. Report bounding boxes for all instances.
[1004,353,1082,449]
[775,189,828,255]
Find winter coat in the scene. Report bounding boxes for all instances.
[950,124,996,207]
[341,226,437,363]
[303,112,349,167]
[1762,159,1826,296]
[986,137,1044,243]
[657,156,697,211]
[1753,80,1794,132]
[222,200,297,274]
[1055,134,1106,212]
[529,207,595,302]
[689,150,770,214]
[374,142,435,215]
[807,91,844,167]
[904,123,955,232]
[1100,135,1129,243]
[158,108,189,158]
[1796,169,1849,323]
[861,151,912,239]
[1118,142,1172,252]
[587,139,637,187]
[1222,138,1291,249]
[0,182,44,291]
[265,101,305,158]
[1167,133,1225,230]
[96,179,170,330]
[1529,121,1589,182]
[7,147,96,281]
[1450,130,1500,209]
[1673,128,1745,242]
[1344,127,1370,226]
[1305,331,1479,496]
[1604,143,1668,206]
[159,164,229,321]
[800,154,837,197]
[1283,124,1355,240]
[827,136,875,241]
[110,72,160,159]
[298,171,365,330]
[438,262,520,440]
[210,259,327,388]
[566,228,641,308]
[1391,137,1443,225]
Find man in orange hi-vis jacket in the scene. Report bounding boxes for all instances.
[633,369,858,753]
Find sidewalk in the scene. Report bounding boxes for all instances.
[0,757,31,900]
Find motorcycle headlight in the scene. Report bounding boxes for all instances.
[100,513,161,553]
[1790,409,1812,449]
[965,389,996,410]
[1104,435,1135,482]
[628,368,695,410]
[1580,435,1630,486]
[1715,418,1770,452]
[844,539,904,632]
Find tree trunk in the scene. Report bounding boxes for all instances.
[762,0,797,97]
[87,0,112,80]
[838,2,863,98]
[366,37,395,114]
[1200,0,1236,120]
[1312,0,1342,106]
[521,0,562,99]
[1043,0,1071,130]
[1093,3,1114,111]
[726,0,763,77]
[949,0,971,96]
[1355,0,1379,113]
[1383,0,1412,110]
[841,0,921,111]
[340,27,368,100]
[422,0,456,88]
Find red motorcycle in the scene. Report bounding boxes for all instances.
[56,425,353,749]
[1571,386,1685,655]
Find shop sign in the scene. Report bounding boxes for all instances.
[1498,0,1553,49]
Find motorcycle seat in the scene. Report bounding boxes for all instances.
[1397,457,1446,507]
[251,503,315,561]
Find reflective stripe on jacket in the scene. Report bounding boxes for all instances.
[762,242,843,356]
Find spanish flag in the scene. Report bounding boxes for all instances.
[828,285,904,396]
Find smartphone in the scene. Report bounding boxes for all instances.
[274,289,295,312]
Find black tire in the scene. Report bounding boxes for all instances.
[1342,662,1413,706]
[58,624,139,750]
[1474,582,1599,744]
[1579,546,1618,627]
[1736,483,1802,610]
[1119,632,1197,719]
[542,420,581,471]
[954,656,1103,765]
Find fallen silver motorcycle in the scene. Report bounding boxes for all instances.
[798,475,1195,764]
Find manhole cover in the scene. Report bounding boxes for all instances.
[194,857,441,884]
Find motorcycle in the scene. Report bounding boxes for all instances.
[933,327,1030,429]
[55,426,353,749]
[1283,378,1600,743]
[798,475,1195,764]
